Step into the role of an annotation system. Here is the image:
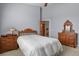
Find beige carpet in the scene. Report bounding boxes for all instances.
[0,45,79,56]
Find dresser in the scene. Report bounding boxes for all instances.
[58,32,77,48]
[58,20,78,48]
[0,34,18,53]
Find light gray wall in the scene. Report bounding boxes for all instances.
[0,4,3,33]
[42,3,79,47]
[0,3,40,34]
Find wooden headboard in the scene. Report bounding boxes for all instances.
[22,28,35,33]
[18,28,37,35]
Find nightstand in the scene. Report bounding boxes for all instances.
[0,34,19,53]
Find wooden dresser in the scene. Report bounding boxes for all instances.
[0,34,18,53]
[58,32,77,48]
[58,20,77,48]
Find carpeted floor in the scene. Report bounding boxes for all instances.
[0,45,79,56]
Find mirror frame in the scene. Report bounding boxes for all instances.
[63,20,73,32]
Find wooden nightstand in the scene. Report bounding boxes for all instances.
[0,34,19,53]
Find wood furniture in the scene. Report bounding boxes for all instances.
[20,28,37,33]
[19,28,37,36]
[58,32,77,48]
[58,20,77,48]
[40,21,49,37]
[0,34,18,53]
[63,20,74,32]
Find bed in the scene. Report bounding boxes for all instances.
[17,28,63,56]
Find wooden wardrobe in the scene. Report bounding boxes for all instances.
[58,20,77,48]
[40,21,49,37]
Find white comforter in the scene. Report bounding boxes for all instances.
[17,35,63,56]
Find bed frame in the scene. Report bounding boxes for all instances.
[18,28,37,35]
[22,28,36,32]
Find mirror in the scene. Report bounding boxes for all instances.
[65,25,70,32]
[63,20,74,32]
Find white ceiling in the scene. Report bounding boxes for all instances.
[27,3,53,7]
